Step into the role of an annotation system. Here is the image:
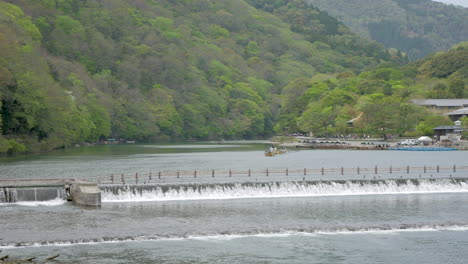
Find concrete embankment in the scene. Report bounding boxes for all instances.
[277,137,468,151]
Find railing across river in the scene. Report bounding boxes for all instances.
[87,165,468,185]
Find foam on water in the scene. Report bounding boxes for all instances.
[101,178,468,202]
[2,224,467,249]
[14,198,66,207]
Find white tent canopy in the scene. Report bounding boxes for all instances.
[417,136,432,142]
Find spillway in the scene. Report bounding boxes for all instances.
[100,178,468,202]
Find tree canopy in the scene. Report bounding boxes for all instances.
[0,0,465,154]
[305,0,468,60]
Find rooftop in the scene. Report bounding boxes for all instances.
[433,125,464,131]
[444,107,468,116]
[412,99,468,107]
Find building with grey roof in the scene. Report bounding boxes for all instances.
[444,107,468,121]
[411,99,468,114]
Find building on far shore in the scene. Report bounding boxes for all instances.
[411,99,468,114]
[433,125,464,141]
[444,107,468,121]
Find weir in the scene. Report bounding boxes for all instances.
[100,178,468,202]
[0,179,101,206]
[2,164,467,205]
[3,177,468,204]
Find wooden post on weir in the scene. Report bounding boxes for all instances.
[266,169,269,176]
[424,166,426,173]
[321,167,324,175]
[357,166,360,174]
[341,167,343,175]
[375,166,378,174]
[158,171,161,179]
[177,171,179,178]
[135,173,138,184]
[286,168,288,176]
[229,169,232,177]
[407,165,410,174]
[304,168,306,176]
[149,172,152,180]
[212,170,214,177]
[248,169,251,177]
[437,165,439,173]
[194,170,197,178]
[390,166,392,174]
[111,174,114,184]
[121,173,125,185]
[453,164,456,173]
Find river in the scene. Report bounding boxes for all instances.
[1,141,468,263]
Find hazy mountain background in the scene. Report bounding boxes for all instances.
[304,0,467,60]
[0,0,466,154]
[433,0,468,8]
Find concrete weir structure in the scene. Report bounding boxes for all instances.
[68,181,101,206]
[0,179,101,206]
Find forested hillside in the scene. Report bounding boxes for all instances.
[274,42,468,137]
[0,0,396,153]
[304,0,468,60]
[0,0,465,155]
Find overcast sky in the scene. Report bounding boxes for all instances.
[432,0,468,8]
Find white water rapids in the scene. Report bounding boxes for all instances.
[101,178,468,202]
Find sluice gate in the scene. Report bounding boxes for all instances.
[0,187,64,203]
[0,179,101,206]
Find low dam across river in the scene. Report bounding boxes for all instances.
[2,165,467,206]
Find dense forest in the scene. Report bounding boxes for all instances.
[274,41,468,138]
[0,0,466,154]
[304,0,468,60]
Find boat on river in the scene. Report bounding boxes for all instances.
[265,147,287,156]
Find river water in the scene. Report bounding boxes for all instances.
[1,142,468,263]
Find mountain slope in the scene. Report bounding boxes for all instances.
[0,0,394,153]
[304,0,468,60]
[274,42,467,137]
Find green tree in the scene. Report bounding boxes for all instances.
[448,78,465,98]
[298,104,336,136]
